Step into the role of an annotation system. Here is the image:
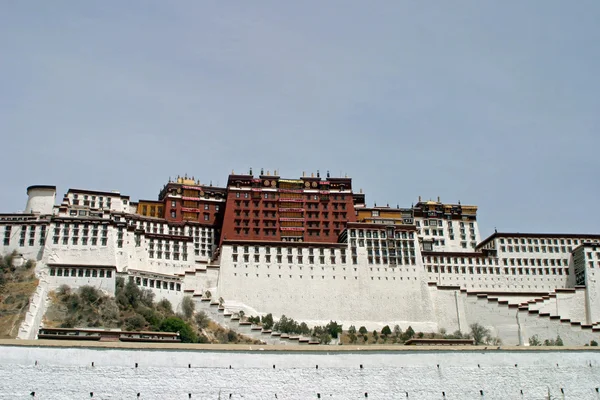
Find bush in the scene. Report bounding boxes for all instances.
[393,325,402,338]
[469,323,490,345]
[325,321,343,339]
[358,326,368,335]
[590,340,598,347]
[57,284,71,297]
[79,286,101,304]
[402,326,415,341]
[160,317,197,343]
[157,299,173,314]
[348,325,357,335]
[261,313,274,330]
[227,329,238,342]
[195,311,210,330]
[181,296,195,320]
[381,325,392,337]
[125,314,147,331]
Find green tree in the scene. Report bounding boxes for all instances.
[381,325,392,337]
[469,323,491,345]
[590,340,598,346]
[181,296,195,320]
[358,326,368,335]
[372,330,379,342]
[299,322,310,335]
[555,335,564,346]
[160,317,197,343]
[325,321,343,339]
[393,325,402,338]
[402,326,415,341]
[529,335,541,346]
[348,325,357,335]
[261,313,274,330]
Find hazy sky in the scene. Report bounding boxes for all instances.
[1,1,599,237]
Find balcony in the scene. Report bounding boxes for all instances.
[278,208,305,213]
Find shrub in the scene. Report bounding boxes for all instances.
[358,326,368,335]
[125,314,147,331]
[156,299,173,314]
[325,321,343,339]
[160,317,197,343]
[195,311,209,330]
[381,325,392,337]
[227,329,238,342]
[57,284,71,297]
[348,325,357,335]
[393,325,402,338]
[181,296,195,320]
[349,333,357,344]
[79,286,101,304]
[529,335,541,346]
[590,340,598,347]
[469,323,490,345]
[261,313,274,330]
[139,289,155,308]
[402,326,415,341]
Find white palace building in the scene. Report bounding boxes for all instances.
[2,177,600,345]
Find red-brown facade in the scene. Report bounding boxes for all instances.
[220,172,357,243]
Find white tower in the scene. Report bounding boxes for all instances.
[25,185,56,215]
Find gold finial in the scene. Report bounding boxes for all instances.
[437,196,440,202]
[311,172,314,178]
[232,169,235,174]
[302,171,305,177]
[418,196,422,202]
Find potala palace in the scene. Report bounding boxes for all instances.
[3,170,600,345]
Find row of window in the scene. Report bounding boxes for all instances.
[368,257,417,265]
[50,268,113,278]
[350,230,416,240]
[499,237,599,246]
[134,276,181,291]
[233,246,344,256]
[426,264,568,276]
[500,245,574,254]
[417,220,475,228]
[351,239,416,249]
[53,236,108,246]
[232,254,347,264]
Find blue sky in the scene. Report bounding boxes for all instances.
[1,1,599,237]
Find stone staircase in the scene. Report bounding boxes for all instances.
[193,294,314,345]
[429,282,600,345]
[17,275,50,340]
[468,287,600,331]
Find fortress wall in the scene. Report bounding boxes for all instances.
[556,289,588,323]
[217,245,437,331]
[1,344,600,400]
[426,271,568,292]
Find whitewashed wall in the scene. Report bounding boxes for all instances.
[1,345,600,400]
[218,244,437,331]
